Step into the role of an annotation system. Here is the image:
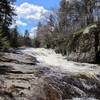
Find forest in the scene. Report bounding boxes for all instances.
[0,0,100,100]
[34,0,100,53]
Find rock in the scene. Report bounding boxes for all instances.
[0,50,46,100]
[0,51,38,65]
[66,24,100,63]
[0,48,16,53]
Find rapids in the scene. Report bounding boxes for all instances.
[22,48,100,74]
[21,48,100,100]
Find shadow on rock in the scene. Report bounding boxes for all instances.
[0,65,13,74]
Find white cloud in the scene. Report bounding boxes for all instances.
[30,27,37,38]
[11,2,49,35]
[16,20,27,26]
[16,2,49,20]
[10,20,27,28]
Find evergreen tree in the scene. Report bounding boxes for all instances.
[10,26,19,48]
[0,0,16,48]
[59,0,70,33]
[24,30,32,47]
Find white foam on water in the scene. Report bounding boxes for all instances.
[72,98,98,100]
[22,48,100,74]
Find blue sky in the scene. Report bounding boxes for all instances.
[16,0,60,9]
[15,0,60,37]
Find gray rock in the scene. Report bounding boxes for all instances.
[67,25,100,63]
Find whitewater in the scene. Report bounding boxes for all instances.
[22,48,100,75]
[20,48,100,100]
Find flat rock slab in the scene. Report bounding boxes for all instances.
[0,52,37,65]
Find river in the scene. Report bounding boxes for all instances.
[21,48,100,100]
[0,48,100,100]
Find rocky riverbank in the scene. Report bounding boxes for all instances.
[66,24,100,63]
[0,48,100,100]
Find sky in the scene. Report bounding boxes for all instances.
[14,0,60,37]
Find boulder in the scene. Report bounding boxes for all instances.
[66,24,100,63]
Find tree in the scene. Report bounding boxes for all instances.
[0,31,10,49]
[59,0,68,33]
[10,26,19,48]
[33,0,99,54]
[0,0,16,48]
[24,30,32,47]
[32,37,40,48]
[82,0,96,24]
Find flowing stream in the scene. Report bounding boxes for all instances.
[21,48,100,100]
[22,48,100,75]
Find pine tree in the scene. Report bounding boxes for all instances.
[24,30,32,47]
[10,26,19,48]
[0,0,16,49]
